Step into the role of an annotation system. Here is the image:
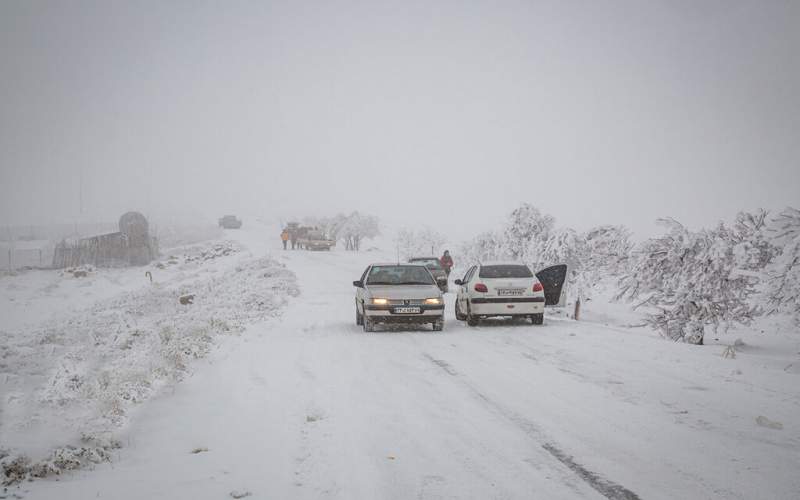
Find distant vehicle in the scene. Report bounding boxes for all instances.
[454,262,567,326]
[218,215,242,229]
[298,227,336,251]
[353,263,445,332]
[408,257,449,292]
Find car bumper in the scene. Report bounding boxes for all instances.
[365,304,444,323]
[469,297,544,316]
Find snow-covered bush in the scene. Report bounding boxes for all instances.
[617,218,761,344]
[763,207,800,320]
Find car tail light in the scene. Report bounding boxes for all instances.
[474,283,488,293]
[533,282,544,292]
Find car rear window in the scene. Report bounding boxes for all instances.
[478,265,533,279]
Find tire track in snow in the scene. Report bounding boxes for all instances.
[422,352,642,500]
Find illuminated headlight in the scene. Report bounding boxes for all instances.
[372,298,389,305]
[424,298,442,305]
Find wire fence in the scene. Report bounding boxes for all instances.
[0,245,53,271]
[1,222,116,272]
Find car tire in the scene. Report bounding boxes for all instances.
[531,313,544,325]
[432,318,444,331]
[455,300,466,321]
[466,304,479,327]
[363,315,375,332]
[356,304,363,326]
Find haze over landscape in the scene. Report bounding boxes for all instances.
[2,0,798,238]
[1,2,799,500]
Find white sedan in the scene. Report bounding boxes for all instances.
[454,262,566,326]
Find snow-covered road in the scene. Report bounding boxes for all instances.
[16,224,800,500]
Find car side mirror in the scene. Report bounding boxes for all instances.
[454,279,463,286]
[353,280,363,288]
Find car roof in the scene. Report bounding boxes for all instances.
[408,257,439,261]
[370,262,428,267]
[479,261,530,267]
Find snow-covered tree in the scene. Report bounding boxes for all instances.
[729,209,776,273]
[536,228,587,297]
[302,215,347,241]
[458,230,507,268]
[394,228,417,260]
[457,205,637,303]
[418,227,447,256]
[504,204,554,260]
[394,226,447,259]
[459,206,633,301]
[583,225,633,277]
[617,218,759,344]
[338,212,379,251]
[763,207,800,319]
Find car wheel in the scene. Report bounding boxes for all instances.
[466,304,479,327]
[455,300,466,321]
[432,318,444,331]
[363,315,375,332]
[356,304,363,326]
[531,313,544,325]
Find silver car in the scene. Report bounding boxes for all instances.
[353,263,445,332]
[408,257,449,292]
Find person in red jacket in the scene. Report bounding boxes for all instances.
[440,250,454,276]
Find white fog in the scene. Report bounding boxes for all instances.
[1,1,798,499]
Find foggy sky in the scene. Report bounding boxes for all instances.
[1,0,798,240]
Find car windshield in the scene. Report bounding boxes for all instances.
[367,265,435,285]
[410,258,443,271]
[479,265,533,279]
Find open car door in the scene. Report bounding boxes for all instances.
[535,264,568,306]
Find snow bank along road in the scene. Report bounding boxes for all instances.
[14,224,800,500]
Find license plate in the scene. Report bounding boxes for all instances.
[497,288,524,296]
[393,306,421,314]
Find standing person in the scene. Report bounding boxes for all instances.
[440,250,454,277]
[280,229,289,250]
[290,231,298,250]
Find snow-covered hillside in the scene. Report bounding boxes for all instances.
[1,231,298,483]
[2,221,798,499]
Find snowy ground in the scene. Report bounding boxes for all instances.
[2,221,799,499]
